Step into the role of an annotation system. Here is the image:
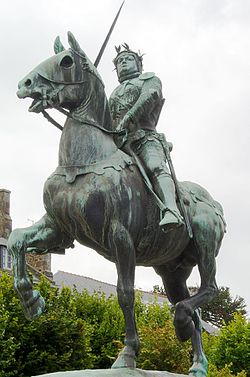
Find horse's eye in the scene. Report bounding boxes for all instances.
[60,55,74,68]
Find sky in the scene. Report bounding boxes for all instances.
[1,0,250,312]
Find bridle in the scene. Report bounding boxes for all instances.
[41,88,124,136]
[39,47,122,136]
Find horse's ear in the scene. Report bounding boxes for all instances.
[68,31,81,53]
[54,36,65,54]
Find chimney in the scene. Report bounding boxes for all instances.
[0,189,12,239]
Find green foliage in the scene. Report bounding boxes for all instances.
[134,294,191,374]
[0,274,95,377]
[207,363,247,377]
[202,314,250,376]
[154,285,247,329]
[135,294,171,327]
[0,273,128,374]
[0,272,249,376]
[70,289,125,368]
[137,320,191,374]
[203,313,250,376]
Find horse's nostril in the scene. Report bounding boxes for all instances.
[25,79,32,87]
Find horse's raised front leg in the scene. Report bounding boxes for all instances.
[174,210,222,341]
[7,214,70,320]
[172,210,223,376]
[189,310,208,377]
[154,263,208,377]
[108,221,138,369]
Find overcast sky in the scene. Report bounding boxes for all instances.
[1,0,250,312]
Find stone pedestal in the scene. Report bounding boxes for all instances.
[34,369,188,377]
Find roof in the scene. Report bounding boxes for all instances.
[53,270,219,336]
[201,319,219,335]
[27,263,54,284]
[53,270,168,305]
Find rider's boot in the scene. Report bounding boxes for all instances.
[152,173,184,230]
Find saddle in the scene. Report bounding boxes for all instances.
[48,149,134,184]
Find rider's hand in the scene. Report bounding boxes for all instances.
[116,114,132,133]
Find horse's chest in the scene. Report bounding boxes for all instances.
[43,172,122,240]
[43,174,84,219]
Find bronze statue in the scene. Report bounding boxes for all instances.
[8,32,226,377]
[109,45,184,230]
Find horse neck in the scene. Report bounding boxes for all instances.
[58,117,117,166]
[58,75,117,166]
[72,74,113,131]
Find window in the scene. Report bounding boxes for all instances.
[7,253,12,269]
[0,245,12,270]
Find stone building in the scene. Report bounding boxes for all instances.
[0,189,12,270]
[0,188,53,281]
[26,253,53,280]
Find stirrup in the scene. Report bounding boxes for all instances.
[159,208,184,228]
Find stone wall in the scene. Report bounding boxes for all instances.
[0,188,53,279]
[0,189,12,239]
[26,253,53,280]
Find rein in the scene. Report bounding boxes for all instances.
[41,106,125,137]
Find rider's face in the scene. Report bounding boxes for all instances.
[116,53,139,79]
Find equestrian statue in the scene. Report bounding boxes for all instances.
[8,32,226,377]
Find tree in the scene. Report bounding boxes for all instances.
[203,313,250,376]
[0,273,95,377]
[189,286,247,328]
[153,285,247,328]
[0,273,248,376]
[152,285,165,295]
[137,320,191,374]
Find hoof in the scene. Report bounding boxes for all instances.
[189,360,208,377]
[175,317,195,341]
[174,302,195,341]
[21,290,45,320]
[111,346,136,369]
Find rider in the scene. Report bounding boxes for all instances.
[109,44,184,230]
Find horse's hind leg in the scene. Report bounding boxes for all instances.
[154,264,208,377]
[7,214,68,319]
[108,221,138,369]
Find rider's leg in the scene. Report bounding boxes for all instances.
[152,171,184,227]
[137,138,183,228]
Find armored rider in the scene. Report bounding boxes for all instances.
[109,44,184,230]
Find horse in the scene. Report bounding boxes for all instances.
[8,32,226,376]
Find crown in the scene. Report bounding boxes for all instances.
[113,43,143,67]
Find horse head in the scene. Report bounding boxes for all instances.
[17,32,109,128]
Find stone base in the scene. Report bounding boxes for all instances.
[33,368,188,377]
